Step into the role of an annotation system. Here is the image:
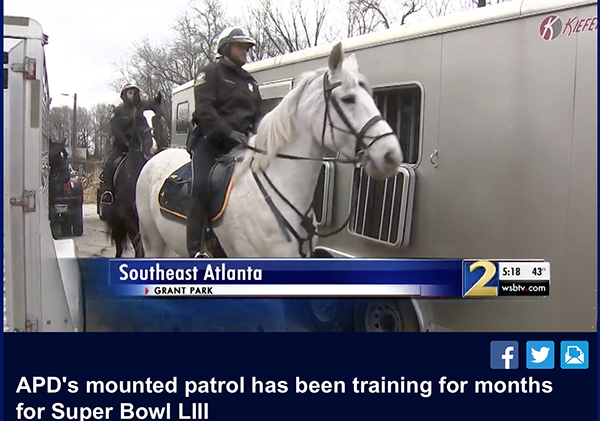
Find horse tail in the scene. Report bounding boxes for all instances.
[104,207,129,252]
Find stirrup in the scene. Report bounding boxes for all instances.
[100,191,114,205]
[193,251,211,258]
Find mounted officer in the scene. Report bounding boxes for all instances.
[99,83,163,206]
[186,26,263,258]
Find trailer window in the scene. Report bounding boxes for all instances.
[260,98,282,119]
[373,84,421,165]
[175,101,189,134]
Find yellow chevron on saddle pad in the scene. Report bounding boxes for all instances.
[158,160,236,224]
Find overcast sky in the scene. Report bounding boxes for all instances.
[5,0,476,109]
[4,0,204,108]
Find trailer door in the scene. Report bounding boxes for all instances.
[4,39,28,331]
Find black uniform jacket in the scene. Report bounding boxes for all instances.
[191,57,262,149]
[110,100,160,150]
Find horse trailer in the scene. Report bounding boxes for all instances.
[4,16,84,332]
[170,0,597,332]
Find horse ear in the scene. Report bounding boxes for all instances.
[328,42,344,75]
[345,53,359,72]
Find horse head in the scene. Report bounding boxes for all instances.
[146,92,168,158]
[324,43,403,178]
[306,43,404,179]
[133,121,156,160]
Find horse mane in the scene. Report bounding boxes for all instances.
[236,68,328,176]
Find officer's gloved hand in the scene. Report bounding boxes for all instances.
[228,131,248,145]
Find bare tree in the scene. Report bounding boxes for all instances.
[344,0,424,37]
[345,0,390,37]
[50,106,72,146]
[111,0,230,142]
[397,0,426,25]
[177,0,228,67]
[246,0,334,56]
[89,103,114,159]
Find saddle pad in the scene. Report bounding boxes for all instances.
[158,160,236,224]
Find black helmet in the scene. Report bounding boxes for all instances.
[216,27,256,56]
[120,82,141,100]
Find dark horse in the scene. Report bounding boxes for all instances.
[104,105,168,258]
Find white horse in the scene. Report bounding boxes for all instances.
[135,42,404,258]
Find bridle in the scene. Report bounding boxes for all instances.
[128,122,155,158]
[235,70,397,257]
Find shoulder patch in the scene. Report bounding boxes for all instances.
[195,72,206,86]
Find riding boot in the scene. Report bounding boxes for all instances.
[186,196,211,258]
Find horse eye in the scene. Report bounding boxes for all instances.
[341,95,356,104]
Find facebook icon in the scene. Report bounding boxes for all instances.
[490,341,519,369]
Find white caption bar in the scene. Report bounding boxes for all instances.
[498,261,551,281]
[141,284,422,297]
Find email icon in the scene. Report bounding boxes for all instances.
[560,341,589,369]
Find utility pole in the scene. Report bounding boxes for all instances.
[72,93,77,153]
[62,92,78,168]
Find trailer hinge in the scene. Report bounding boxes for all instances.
[25,319,38,332]
[13,319,38,332]
[10,190,36,212]
[10,56,37,80]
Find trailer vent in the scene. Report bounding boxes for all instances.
[348,166,415,247]
[313,162,335,227]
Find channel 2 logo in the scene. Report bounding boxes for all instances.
[540,15,562,41]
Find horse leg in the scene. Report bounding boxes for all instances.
[128,230,145,258]
[124,215,145,258]
[115,242,123,258]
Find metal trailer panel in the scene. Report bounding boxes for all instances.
[4,17,83,332]
[167,0,597,332]
[4,39,27,331]
[562,6,598,331]
[418,8,580,332]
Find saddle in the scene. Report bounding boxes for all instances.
[158,156,236,225]
[99,153,128,187]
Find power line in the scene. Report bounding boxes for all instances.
[51,4,131,41]
[82,24,178,69]
[53,3,187,61]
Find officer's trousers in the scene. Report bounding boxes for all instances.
[186,138,229,257]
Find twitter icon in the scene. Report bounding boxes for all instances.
[526,341,555,369]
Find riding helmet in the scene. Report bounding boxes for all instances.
[216,27,256,56]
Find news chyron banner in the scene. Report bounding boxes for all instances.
[106,258,551,298]
[462,259,551,298]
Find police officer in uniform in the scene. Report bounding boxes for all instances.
[99,83,163,206]
[186,27,262,258]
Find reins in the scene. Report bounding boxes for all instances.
[231,70,396,257]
